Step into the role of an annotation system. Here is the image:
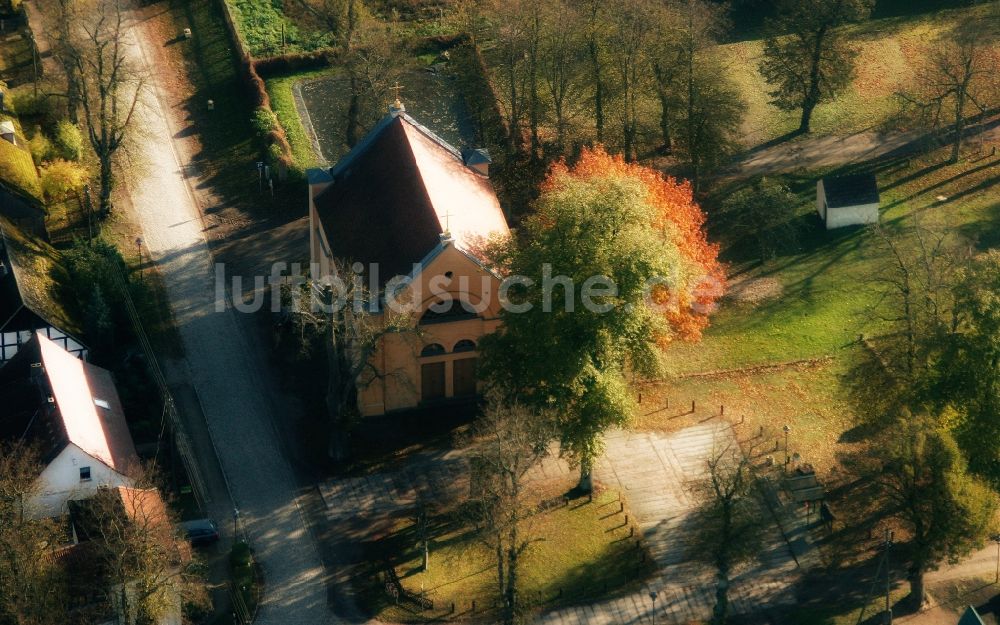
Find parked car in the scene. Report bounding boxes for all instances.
[180,519,220,546]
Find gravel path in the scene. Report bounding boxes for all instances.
[122,11,332,625]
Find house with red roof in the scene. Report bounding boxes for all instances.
[0,331,139,517]
[307,101,510,416]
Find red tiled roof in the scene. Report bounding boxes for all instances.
[37,332,138,475]
[314,113,508,281]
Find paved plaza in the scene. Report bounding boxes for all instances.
[321,421,801,623]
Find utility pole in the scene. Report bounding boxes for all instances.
[884,529,893,625]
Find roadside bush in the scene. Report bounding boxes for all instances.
[266,142,283,165]
[55,120,84,161]
[41,159,87,200]
[28,128,55,164]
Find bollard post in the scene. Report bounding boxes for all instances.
[619,501,624,513]
[630,526,635,538]
[624,514,629,525]
[721,405,724,415]
[472,600,476,613]
[691,400,696,412]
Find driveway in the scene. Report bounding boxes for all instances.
[119,10,332,625]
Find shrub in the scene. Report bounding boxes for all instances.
[251,106,278,135]
[41,159,87,199]
[28,129,55,164]
[55,120,84,161]
[266,141,283,165]
[9,90,48,117]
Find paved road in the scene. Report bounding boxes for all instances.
[121,10,332,625]
[726,119,1000,179]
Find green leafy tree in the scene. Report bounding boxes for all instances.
[479,148,723,491]
[55,120,84,161]
[936,251,1000,482]
[873,413,997,609]
[759,0,873,134]
[721,177,800,261]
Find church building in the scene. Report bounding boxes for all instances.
[307,101,509,416]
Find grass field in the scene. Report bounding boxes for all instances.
[362,489,652,622]
[719,3,999,148]
[266,67,334,170]
[634,138,1000,476]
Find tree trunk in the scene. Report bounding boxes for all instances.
[712,570,730,624]
[907,567,925,610]
[950,84,967,164]
[577,456,594,493]
[588,39,603,143]
[799,97,817,134]
[656,83,672,153]
[800,26,827,134]
[98,153,113,215]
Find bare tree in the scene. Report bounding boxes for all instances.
[869,222,965,382]
[0,443,67,625]
[342,6,404,148]
[283,261,422,460]
[66,0,146,215]
[79,482,199,625]
[538,0,586,155]
[584,0,608,144]
[688,438,767,624]
[898,17,999,163]
[469,391,553,625]
[606,0,651,161]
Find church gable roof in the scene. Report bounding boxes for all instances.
[314,111,508,283]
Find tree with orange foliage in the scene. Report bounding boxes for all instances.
[479,148,723,491]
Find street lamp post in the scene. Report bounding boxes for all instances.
[233,508,240,539]
[783,425,791,471]
[994,535,1000,584]
[649,590,658,624]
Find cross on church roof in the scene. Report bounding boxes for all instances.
[390,82,405,108]
[441,210,453,233]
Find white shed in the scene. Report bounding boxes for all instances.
[816,173,880,230]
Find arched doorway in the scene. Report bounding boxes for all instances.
[452,340,477,397]
[420,343,446,401]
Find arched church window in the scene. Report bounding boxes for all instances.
[453,339,476,353]
[421,343,446,357]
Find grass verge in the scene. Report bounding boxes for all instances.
[361,489,653,622]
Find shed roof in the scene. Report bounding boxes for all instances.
[823,173,879,208]
[313,111,508,283]
[958,606,985,625]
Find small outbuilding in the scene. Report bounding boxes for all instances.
[816,172,880,230]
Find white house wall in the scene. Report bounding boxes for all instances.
[825,203,880,230]
[32,444,133,518]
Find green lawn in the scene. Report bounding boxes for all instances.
[663,147,1000,375]
[265,67,335,171]
[362,490,653,622]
